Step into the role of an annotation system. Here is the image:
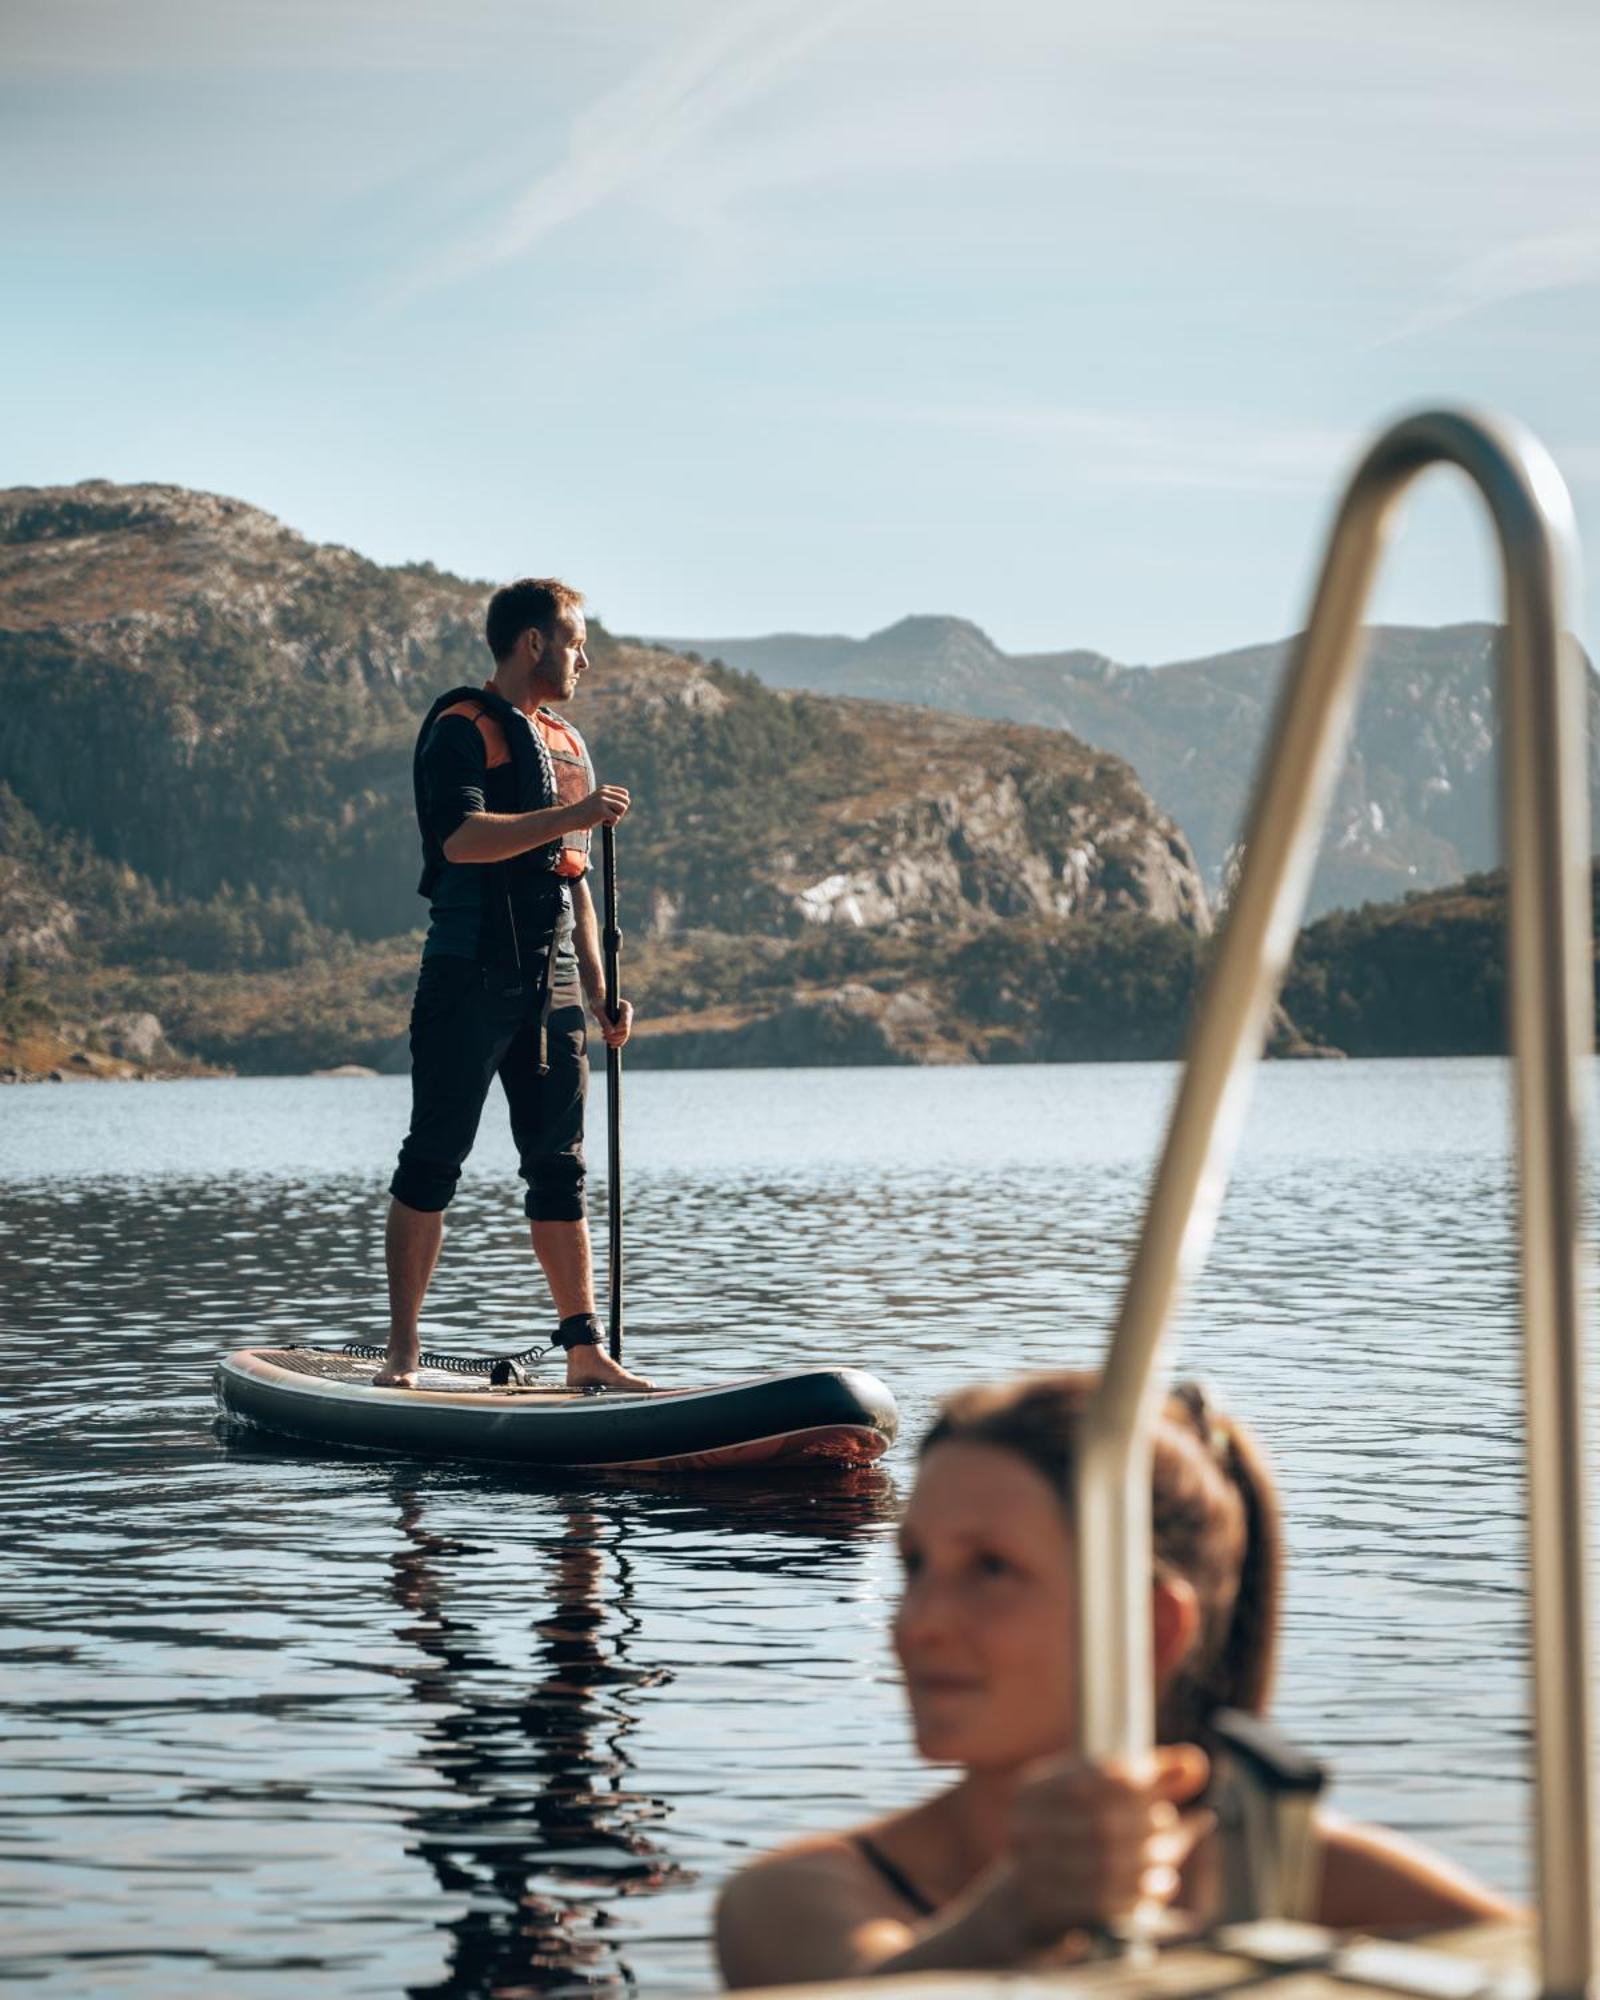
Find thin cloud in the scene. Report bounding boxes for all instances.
[862,401,1361,497]
[403,0,859,299]
[1380,225,1600,347]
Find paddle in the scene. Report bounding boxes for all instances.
[601,821,624,1362]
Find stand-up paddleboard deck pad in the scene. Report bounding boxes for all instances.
[216,1348,898,1472]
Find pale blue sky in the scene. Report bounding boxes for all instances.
[6,0,1599,661]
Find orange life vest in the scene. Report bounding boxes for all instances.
[532,706,595,881]
[435,687,594,880]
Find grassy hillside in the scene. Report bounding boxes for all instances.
[1282,867,1600,1057]
[11,478,1565,1080]
[0,481,1211,1075]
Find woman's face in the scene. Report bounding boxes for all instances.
[892,1441,1078,1772]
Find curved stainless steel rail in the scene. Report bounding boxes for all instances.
[1073,410,1595,1996]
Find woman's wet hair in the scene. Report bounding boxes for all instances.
[918,1371,1282,1748]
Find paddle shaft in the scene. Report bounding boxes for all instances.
[601,822,623,1361]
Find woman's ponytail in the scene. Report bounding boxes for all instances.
[1154,1383,1282,1748]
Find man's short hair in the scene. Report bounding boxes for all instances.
[485,578,584,662]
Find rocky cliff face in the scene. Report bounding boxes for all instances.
[567,651,1209,943]
[772,721,1206,934]
[660,615,1600,915]
[0,480,1209,1070]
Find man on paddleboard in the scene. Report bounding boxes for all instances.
[378,578,652,1393]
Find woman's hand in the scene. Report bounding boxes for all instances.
[1006,1745,1212,1948]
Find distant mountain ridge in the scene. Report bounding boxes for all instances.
[0,479,1209,1072]
[657,615,1600,916]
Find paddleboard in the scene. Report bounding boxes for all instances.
[215,1347,898,1472]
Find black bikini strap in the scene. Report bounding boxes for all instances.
[853,1834,935,1918]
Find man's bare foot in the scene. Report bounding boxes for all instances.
[373,1338,420,1390]
[566,1343,655,1394]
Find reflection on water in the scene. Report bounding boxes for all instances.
[385,1479,679,1995]
[0,1059,1577,1993]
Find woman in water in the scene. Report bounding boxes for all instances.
[718,1373,1510,1987]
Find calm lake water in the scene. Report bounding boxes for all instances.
[0,1059,1572,1995]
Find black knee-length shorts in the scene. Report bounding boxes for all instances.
[389,955,588,1221]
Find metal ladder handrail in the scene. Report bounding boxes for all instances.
[1073,409,1596,1998]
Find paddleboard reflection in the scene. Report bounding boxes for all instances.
[379,1468,897,1996]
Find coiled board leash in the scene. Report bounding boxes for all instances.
[331,1340,550,1383]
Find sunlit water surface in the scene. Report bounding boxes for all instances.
[0,1061,1567,1994]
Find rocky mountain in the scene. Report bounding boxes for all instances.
[0,481,1209,1073]
[658,616,1600,915]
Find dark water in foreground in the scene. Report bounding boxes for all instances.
[0,1060,1560,1994]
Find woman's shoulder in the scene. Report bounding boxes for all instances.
[716,1816,925,1988]
[719,1818,904,1919]
[1315,1810,1518,1933]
